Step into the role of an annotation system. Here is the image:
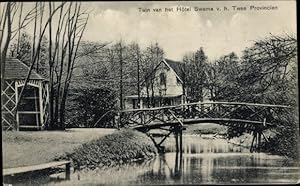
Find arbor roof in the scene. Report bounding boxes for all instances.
[4,58,45,80]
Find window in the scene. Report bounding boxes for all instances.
[160,72,166,86]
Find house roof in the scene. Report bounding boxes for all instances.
[140,58,184,86]
[4,58,45,80]
[163,59,184,83]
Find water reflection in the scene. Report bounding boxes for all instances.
[7,135,299,185]
[139,152,297,184]
[133,136,298,185]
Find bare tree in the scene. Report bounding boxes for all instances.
[1,2,88,130]
[142,42,164,107]
[44,2,89,129]
[0,2,37,129]
[128,42,142,108]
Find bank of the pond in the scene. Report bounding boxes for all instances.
[2,128,116,168]
[60,129,157,170]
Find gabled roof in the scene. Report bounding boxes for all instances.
[163,59,184,83]
[4,58,45,80]
[140,58,184,86]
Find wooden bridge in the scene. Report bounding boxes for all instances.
[118,101,292,153]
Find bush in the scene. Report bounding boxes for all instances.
[61,129,157,170]
[262,109,299,159]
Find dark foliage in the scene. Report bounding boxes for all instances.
[222,35,298,158]
[9,31,48,77]
[66,86,118,128]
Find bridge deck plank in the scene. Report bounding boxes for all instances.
[3,161,71,176]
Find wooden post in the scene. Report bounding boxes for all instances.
[179,128,183,153]
[140,111,143,125]
[179,143,183,171]
[250,131,257,153]
[39,81,44,129]
[255,132,259,152]
[45,82,49,129]
[66,162,71,180]
[15,81,19,131]
[139,98,143,109]
[175,149,179,173]
[175,129,179,153]
[258,131,262,153]
[262,132,269,142]
[263,118,266,127]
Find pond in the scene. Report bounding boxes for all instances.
[7,135,299,185]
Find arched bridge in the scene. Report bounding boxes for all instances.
[118,101,292,153]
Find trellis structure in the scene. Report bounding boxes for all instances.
[1,58,49,131]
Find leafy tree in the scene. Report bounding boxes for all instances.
[238,34,298,158]
[9,32,32,65]
[67,86,118,128]
[238,34,297,104]
[9,32,49,76]
[183,47,208,102]
[206,52,240,101]
[142,42,165,107]
[220,34,298,158]
[66,41,166,127]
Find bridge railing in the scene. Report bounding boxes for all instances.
[119,101,294,129]
[121,101,291,112]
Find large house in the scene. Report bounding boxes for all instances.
[125,59,185,109]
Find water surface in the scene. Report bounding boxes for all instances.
[8,135,300,185]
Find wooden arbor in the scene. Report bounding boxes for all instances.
[1,58,49,130]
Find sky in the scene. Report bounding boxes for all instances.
[16,1,297,61]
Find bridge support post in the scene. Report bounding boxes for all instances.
[174,125,183,153]
[257,131,262,153]
[250,130,263,153]
[174,148,183,178]
[250,131,257,153]
[175,131,179,153]
[66,162,71,180]
[179,128,183,153]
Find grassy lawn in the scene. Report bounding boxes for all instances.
[2,128,116,168]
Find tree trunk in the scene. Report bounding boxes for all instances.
[137,47,140,108]
[48,2,56,129]
[119,42,123,110]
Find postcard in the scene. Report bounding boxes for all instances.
[1,1,298,185]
